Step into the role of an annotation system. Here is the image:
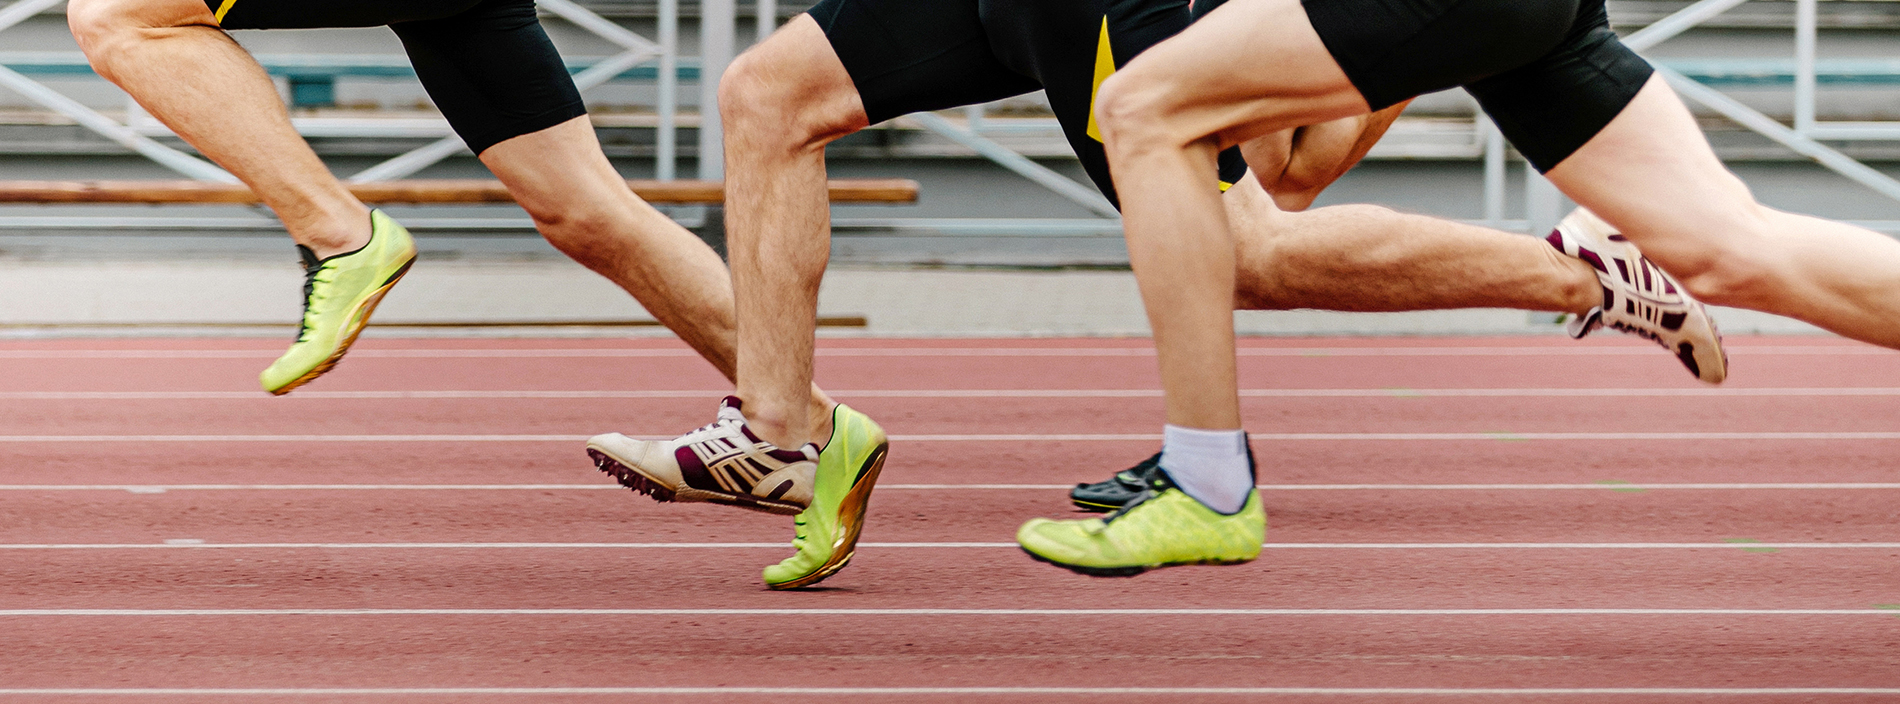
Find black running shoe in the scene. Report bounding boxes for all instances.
[1069,452,1161,511]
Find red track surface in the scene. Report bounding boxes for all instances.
[2,335,1899,701]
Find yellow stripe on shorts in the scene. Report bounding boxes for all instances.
[1084,16,1114,144]
[212,0,239,24]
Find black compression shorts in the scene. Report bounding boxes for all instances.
[1304,0,1652,172]
[806,0,1249,208]
[206,0,586,155]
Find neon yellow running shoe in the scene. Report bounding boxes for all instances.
[261,210,416,395]
[1018,471,1265,577]
[762,403,888,590]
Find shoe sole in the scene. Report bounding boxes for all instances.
[1019,546,1254,577]
[1069,497,1122,512]
[586,448,805,516]
[766,441,889,591]
[267,258,415,396]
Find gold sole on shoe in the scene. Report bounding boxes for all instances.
[267,259,413,396]
[766,442,888,590]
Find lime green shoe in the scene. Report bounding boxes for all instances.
[762,404,888,590]
[261,210,417,395]
[1018,471,1265,577]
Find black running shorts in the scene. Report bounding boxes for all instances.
[806,0,1249,208]
[1304,0,1652,171]
[206,0,587,155]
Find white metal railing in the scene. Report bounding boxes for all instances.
[0,0,1895,239]
[1519,0,1900,234]
[0,0,692,183]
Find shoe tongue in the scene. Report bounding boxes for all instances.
[717,396,747,422]
[296,245,321,271]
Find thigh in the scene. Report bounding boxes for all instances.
[390,0,585,155]
[209,0,480,28]
[1103,0,1365,150]
[809,0,1040,125]
[1546,76,1760,265]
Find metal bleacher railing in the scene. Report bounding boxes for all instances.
[0,0,1895,237]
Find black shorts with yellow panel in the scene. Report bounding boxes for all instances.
[808,0,1249,208]
[205,0,586,155]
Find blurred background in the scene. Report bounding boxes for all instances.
[0,0,1895,337]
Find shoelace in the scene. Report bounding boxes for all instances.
[1100,471,1174,526]
[295,248,333,343]
[789,515,811,549]
[679,404,748,441]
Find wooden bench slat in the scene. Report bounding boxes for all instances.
[0,179,919,205]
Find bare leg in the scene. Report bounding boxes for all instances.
[68,0,368,256]
[722,16,869,448]
[1225,176,1599,314]
[1550,77,1900,348]
[1095,0,1365,431]
[481,117,838,436]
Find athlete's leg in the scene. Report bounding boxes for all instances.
[479,117,838,432]
[722,5,1036,445]
[1225,176,1598,314]
[722,14,870,448]
[1093,0,1364,432]
[1549,77,1900,348]
[1243,102,1408,211]
[66,0,369,256]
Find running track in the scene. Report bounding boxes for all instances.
[2,335,1898,702]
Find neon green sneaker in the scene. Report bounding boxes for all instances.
[762,404,888,590]
[260,210,416,395]
[1018,471,1265,577]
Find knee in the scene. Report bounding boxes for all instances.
[524,197,618,244]
[67,0,136,62]
[718,46,862,153]
[1093,71,1199,158]
[68,0,209,79]
[1642,211,1782,308]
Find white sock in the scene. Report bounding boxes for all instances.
[1158,424,1253,514]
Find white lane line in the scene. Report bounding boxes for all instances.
[2,542,1895,550]
[2,689,1899,697]
[15,482,1900,492]
[1,608,1895,616]
[3,688,1900,696]
[0,432,1896,443]
[8,387,1900,400]
[0,345,1882,360]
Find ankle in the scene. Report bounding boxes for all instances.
[1554,251,1604,315]
[1159,425,1254,514]
[740,408,808,450]
[297,206,374,259]
[810,404,838,450]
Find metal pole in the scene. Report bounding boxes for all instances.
[0,66,235,182]
[1525,169,1561,236]
[0,0,63,34]
[1622,0,1750,52]
[1480,115,1505,228]
[1658,65,1900,203]
[757,0,777,42]
[657,0,678,181]
[1794,0,1817,135]
[698,0,735,180]
[909,111,1121,219]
